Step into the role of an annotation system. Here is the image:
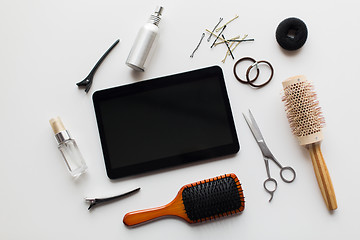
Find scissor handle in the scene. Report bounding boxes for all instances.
[279,166,296,183]
[263,177,277,202]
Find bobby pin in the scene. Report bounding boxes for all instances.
[216,15,239,32]
[231,34,248,52]
[77,39,120,93]
[221,41,235,63]
[190,33,205,58]
[214,35,240,46]
[222,34,234,60]
[221,34,249,63]
[207,17,223,42]
[206,30,252,46]
[211,25,226,48]
[228,39,255,43]
[215,38,254,47]
[206,29,225,41]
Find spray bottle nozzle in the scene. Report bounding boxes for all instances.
[154,6,164,16]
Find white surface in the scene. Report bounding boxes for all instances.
[1,0,359,239]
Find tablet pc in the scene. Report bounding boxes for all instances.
[93,66,239,179]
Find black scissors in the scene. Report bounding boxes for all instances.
[243,110,296,201]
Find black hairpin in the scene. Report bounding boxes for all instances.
[210,25,226,48]
[221,34,234,60]
[76,39,120,93]
[228,39,255,43]
[207,17,223,42]
[190,33,205,58]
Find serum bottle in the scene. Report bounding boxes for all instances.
[49,117,87,178]
[126,6,164,71]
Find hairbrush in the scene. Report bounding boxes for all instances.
[123,173,245,226]
[282,75,337,210]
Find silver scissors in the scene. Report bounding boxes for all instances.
[243,110,296,202]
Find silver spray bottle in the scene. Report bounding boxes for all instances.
[126,6,164,71]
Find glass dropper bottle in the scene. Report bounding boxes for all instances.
[49,117,88,178]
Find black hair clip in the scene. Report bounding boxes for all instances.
[85,187,140,210]
[77,39,120,93]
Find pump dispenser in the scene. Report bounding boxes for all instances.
[126,6,164,71]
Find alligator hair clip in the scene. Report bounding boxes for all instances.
[85,187,140,210]
[77,39,120,93]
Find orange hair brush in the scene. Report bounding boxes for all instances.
[282,75,337,210]
[123,173,245,226]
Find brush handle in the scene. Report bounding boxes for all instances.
[123,195,188,226]
[308,143,337,210]
[123,205,173,226]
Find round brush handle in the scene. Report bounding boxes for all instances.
[308,143,337,210]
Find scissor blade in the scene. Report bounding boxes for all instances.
[243,110,265,143]
[244,110,275,159]
[242,113,254,133]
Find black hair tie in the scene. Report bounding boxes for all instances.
[246,60,274,88]
[233,57,259,84]
[276,17,308,51]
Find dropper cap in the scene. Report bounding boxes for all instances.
[49,117,65,134]
[49,117,71,144]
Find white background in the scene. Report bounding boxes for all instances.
[1,0,359,239]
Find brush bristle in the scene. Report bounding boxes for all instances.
[181,174,245,223]
[282,76,325,145]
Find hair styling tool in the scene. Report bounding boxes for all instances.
[76,39,120,93]
[210,25,226,48]
[228,39,254,43]
[85,187,140,210]
[233,57,259,84]
[216,15,238,32]
[207,17,223,42]
[282,75,337,210]
[246,60,273,88]
[123,173,245,226]
[190,33,205,58]
[233,57,274,88]
[276,17,308,51]
[243,110,296,201]
[222,34,234,59]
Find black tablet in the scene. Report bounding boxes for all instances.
[93,66,240,179]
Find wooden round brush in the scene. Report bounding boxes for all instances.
[282,75,337,210]
[123,173,245,226]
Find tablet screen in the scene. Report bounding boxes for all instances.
[93,66,239,179]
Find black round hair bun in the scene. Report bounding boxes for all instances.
[276,17,308,51]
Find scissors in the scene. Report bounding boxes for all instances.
[243,110,296,201]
